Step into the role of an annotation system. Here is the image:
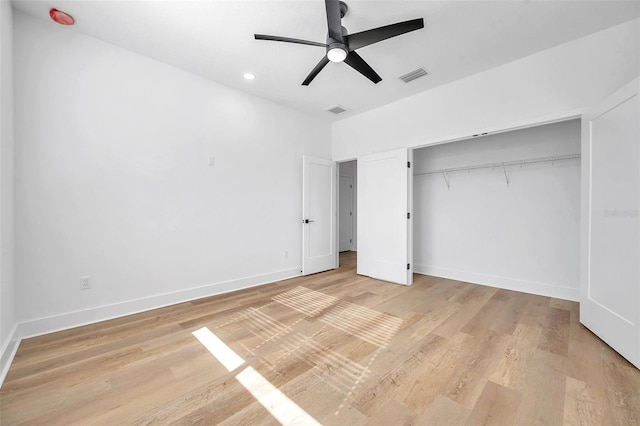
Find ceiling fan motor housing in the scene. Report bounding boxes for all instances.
[327,25,348,47]
[326,25,349,55]
[326,26,348,62]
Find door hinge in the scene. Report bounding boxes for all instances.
[407,161,411,168]
[407,212,410,219]
[407,263,410,270]
[350,184,353,188]
[350,238,352,243]
[350,212,352,216]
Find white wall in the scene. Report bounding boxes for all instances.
[332,19,639,161]
[0,0,17,383]
[13,11,330,337]
[414,120,581,300]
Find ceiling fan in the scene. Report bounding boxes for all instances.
[254,0,424,86]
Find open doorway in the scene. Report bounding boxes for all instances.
[338,160,357,267]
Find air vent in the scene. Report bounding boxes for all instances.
[399,68,428,83]
[325,105,348,115]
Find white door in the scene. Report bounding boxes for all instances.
[339,175,354,252]
[357,148,413,285]
[581,77,639,369]
[302,156,337,275]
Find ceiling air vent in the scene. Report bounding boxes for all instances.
[325,105,348,115]
[399,68,428,83]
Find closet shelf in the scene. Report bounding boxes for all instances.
[414,153,581,177]
[414,153,581,189]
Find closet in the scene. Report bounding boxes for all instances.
[412,119,581,301]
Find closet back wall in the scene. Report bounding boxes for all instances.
[413,120,580,300]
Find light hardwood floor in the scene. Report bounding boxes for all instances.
[1,252,638,425]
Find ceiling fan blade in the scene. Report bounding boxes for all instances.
[344,51,381,84]
[254,34,326,47]
[345,18,424,51]
[302,55,331,86]
[325,0,343,41]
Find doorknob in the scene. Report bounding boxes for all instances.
[303,219,315,223]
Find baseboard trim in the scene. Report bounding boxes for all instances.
[0,324,21,388]
[2,264,577,387]
[414,264,579,301]
[1,267,301,388]
[17,267,301,341]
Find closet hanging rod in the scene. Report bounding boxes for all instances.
[414,153,581,177]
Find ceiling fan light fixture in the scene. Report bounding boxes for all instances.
[327,47,347,63]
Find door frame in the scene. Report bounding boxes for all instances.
[338,173,355,252]
[302,155,338,275]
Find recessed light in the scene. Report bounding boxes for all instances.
[243,73,256,80]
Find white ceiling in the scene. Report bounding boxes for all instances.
[11,0,640,121]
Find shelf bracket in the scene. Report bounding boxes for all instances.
[502,163,510,187]
[442,172,451,190]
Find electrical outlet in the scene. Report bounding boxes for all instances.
[80,276,91,290]
[284,250,289,259]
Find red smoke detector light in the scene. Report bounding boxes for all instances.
[49,8,75,25]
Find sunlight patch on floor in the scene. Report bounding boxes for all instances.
[193,326,321,425]
[194,287,404,422]
[236,366,321,426]
[192,327,245,372]
[320,300,403,347]
[274,286,403,348]
[273,286,339,317]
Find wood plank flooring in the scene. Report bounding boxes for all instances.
[1,252,639,425]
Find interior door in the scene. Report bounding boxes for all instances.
[581,77,639,369]
[357,148,413,285]
[302,156,337,275]
[339,175,354,252]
